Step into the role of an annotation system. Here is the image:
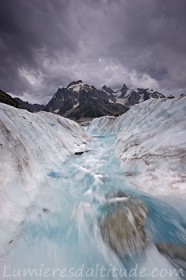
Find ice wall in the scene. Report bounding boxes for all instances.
[0,103,88,251]
[89,97,186,197]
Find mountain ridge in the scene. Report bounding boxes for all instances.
[45,81,165,119]
[0,81,167,119]
[14,98,45,112]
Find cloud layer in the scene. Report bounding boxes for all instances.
[0,0,186,103]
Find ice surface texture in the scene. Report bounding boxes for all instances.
[89,97,186,197]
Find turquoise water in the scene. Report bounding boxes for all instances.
[0,135,185,279]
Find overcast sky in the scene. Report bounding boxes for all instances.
[0,0,186,103]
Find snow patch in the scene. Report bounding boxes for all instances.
[68,82,83,92]
[73,102,79,108]
[115,98,124,105]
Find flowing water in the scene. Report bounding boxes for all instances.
[0,135,186,279]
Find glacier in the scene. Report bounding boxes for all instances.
[89,97,186,198]
[0,99,186,279]
[0,103,88,253]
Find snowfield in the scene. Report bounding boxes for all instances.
[0,103,88,252]
[89,97,186,197]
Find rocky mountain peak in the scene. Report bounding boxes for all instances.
[102,85,114,94]
[67,80,83,89]
[43,80,166,120]
[121,84,128,92]
[0,81,169,121]
[118,83,129,98]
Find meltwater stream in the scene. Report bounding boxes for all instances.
[0,135,186,279]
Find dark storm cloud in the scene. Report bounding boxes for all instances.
[0,0,80,102]
[0,0,186,103]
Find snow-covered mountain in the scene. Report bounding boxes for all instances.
[112,84,165,107]
[0,81,167,120]
[89,96,186,197]
[0,103,88,251]
[45,80,129,119]
[45,80,165,119]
